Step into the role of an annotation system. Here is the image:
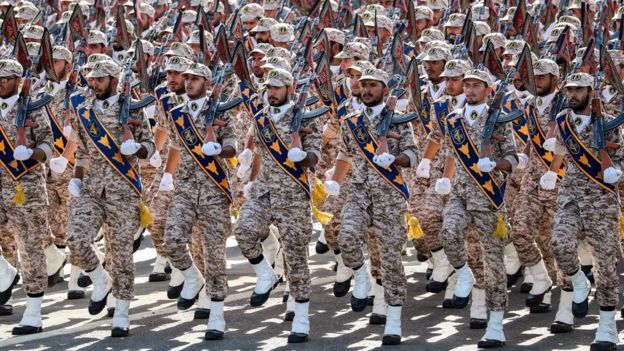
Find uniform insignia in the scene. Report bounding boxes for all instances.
[451,97,457,107]
[190,102,198,111]
[365,107,373,116]
[537,97,542,106]
[1,102,7,110]
[103,100,109,109]
[574,117,582,127]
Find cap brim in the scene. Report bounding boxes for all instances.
[265,78,287,87]
[359,75,386,84]
[86,71,108,78]
[462,74,488,83]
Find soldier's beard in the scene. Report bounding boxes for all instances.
[362,93,383,107]
[268,94,288,106]
[537,80,553,97]
[570,95,590,112]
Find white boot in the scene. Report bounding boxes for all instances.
[352,264,370,300]
[44,245,65,277]
[178,264,204,309]
[335,253,352,283]
[0,255,18,293]
[251,258,278,295]
[454,264,474,298]
[169,267,184,287]
[522,266,534,286]
[504,243,521,276]
[87,264,112,302]
[107,294,116,315]
[370,281,387,325]
[18,296,42,328]
[206,300,225,338]
[528,260,552,294]
[261,227,279,266]
[570,269,591,304]
[593,309,619,344]
[286,293,295,318]
[430,249,454,283]
[111,299,130,337]
[382,305,402,345]
[291,301,310,335]
[482,310,506,342]
[555,290,574,325]
[151,255,167,274]
[443,274,457,302]
[273,246,285,279]
[471,288,487,321]
[197,286,211,310]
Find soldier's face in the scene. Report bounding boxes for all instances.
[251,53,265,77]
[184,75,209,99]
[340,58,355,72]
[347,71,362,96]
[535,74,556,96]
[361,80,387,106]
[53,59,69,80]
[243,19,259,32]
[166,70,185,94]
[266,85,291,106]
[445,76,463,96]
[463,79,487,105]
[423,60,444,81]
[0,76,20,98]
[379,0,393,8]
[432,10,443,25]
[87,44,107,56]
[92,76,117,100]
[415,19,428,33]
[566,86,591,112]
[255,31,271,44]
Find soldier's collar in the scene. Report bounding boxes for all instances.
[0,94,19,117]
[571,111,591,133]
[363,103,383,122]
[449,93,465,109]
[602,85,618,103]
[536,91,557,110]
[95,93,119,110]
[269,102,292,122]
[187,96,207,114]
[464,103,486,126]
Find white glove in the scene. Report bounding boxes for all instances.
[149,150,162,168]
[49,156,69,174]
[373,152,395,168]
[435,177,451,195]
[324,166,335,180]
[159,172,174,191]
[13,145,33,161]
[243,181,254,199]
[287,147,307,162]
[416,158,431,178]
[539,170,558,190]
[63,125,72,138]
[68,178,82,197]
[543,137,556,152]
[477,157,497,172]
[238,148,253,168]
[324,180,340,196]
[604,167,623,184]
[201,142,222,156]
[517,153,529,170]
[120,140,142,155]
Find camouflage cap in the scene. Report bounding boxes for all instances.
[88,30,107,45]
[472,4,489,20]
[262,46,291,61]
[26,42,39,56]
[474,21,491,36]
[440,59,471,78]
[546,26,576,43]
[503,40,525,56]
[52,45,73,63]
[427,0,448,9]
[0,59,23,78]
[182,62,212,80]
[83,53,114,69]
[58,10,72,24]
[15,3,37,20]
[417,28,445,43]
[414,6,433,21]
[138,2,155,17]
[86,60,121,79]
[612,5,624,20]
[241,3,264,21]
[263,0,280,10]
[260,56,291,71]
[420,46,452,62]
[364,15,392,33]
[186,30,214,45]
[463,68,491,85]
[182,10,197,24]
[165,56,192,72]
[251,17,277,33]
[572,46,599,64]
[479,32,506,51]
[567,0,596,11]
[443,13,465,27]
[335,42,369,59]
[324,28,346,45]
[265,68,294,87]
[249,43,274,56]
[533,59,559,78]
[22,24,43,40]
[416,40,451,60]
[609,50,624,66]
[128,40,155,56]
[352,37,371,49]
[558,15,581,29]
[359,67,389,85]
[501,7,516,21]
[346,60,375,74]
[363,4,386,16]
[564,72,594,88]
[164,42,195,60]
[270,23,295,43]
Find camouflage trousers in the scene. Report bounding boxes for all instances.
[66,191,140,300]
[0,176,49,295]
[465,227,486,290]
[511,185,571,289]
[163,188,231,301]
[551,199,621,307]
[234,191,312,301]
[409,188,445,255]
[0,225,18,268]
[338,182,407,306]
[440,196,507,311]
[43,170,74,248]
[142,165,169,258]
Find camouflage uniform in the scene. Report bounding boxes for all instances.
[233,105,321,301]
[163,99,236,300]
[440,106,518,311]
[0,99,53,295]
[337,108,418,306]
[66,93,155,300]
[550,109,623,308]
